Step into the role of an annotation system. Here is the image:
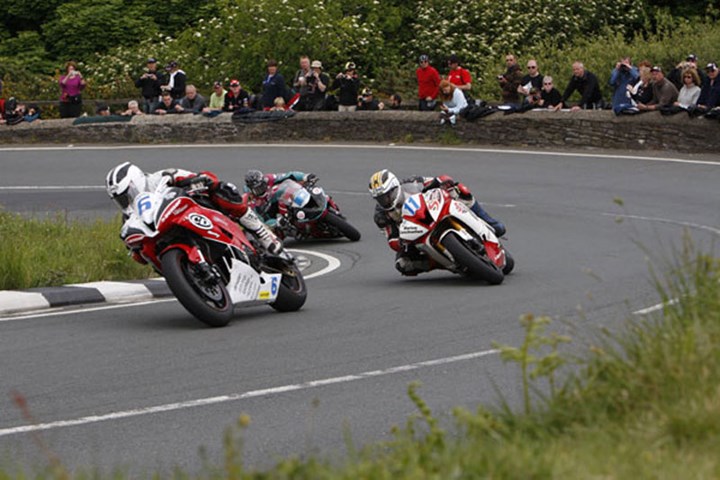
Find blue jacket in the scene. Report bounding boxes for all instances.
[609,66,639,114]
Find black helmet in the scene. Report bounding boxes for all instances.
[245,169,268,196]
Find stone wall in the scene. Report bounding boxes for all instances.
[0,110,717,153]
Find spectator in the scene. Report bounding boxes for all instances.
[637,66,678,112]
[164,61,187,100]
[152,90,181,115]
[438,79,467,125]
[260,59,287,110]
[675,68,702,110]
[269,97,286,111]
[499,54,523,104]
[695,62,720,115]
[357,88,384,111]
[668,54,706,90]
[298,60,329,111]
[135,58,164,113]
[203,81,227,114]
[177,84,206,114]
[223,79,251,112]
[609,56,640,115]
[446,54,472,96]
[518,59,543,101]
[58,61,86,118]
[331,61,360,112]
[557,61,603,111]
[388,93,402,110]
[95,104,111,116]
[121,100,144,116]
[628,63,653,107]
[537,76,562,109]
[416,54,440,111]
[292,55,312,103]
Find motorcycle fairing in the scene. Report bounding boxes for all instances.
[226,258,281,305]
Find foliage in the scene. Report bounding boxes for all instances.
[42,0,154,61]
[0,210,152,290]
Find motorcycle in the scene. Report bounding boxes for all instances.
[260,179,361,242]
[121,180,307,327]
[398,187,513,284]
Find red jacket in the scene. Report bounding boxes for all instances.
[416,65,441,100]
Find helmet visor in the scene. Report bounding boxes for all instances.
[112,193,130,211]
[252,182,268,196]
[376,185,399,210]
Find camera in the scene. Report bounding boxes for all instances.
[620,64,630,72]
[497,74,504,80]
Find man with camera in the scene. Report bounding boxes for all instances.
[299,60,329,111]
[135,58,165,113]
[331,62,360,112]
[609,56,639,115]
[498,54,523,104]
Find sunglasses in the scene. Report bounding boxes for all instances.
[543,82,552,85]
[527,66,537,69]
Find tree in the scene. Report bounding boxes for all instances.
[42,0,154,61]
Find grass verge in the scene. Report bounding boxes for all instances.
[2,232,719,478]
[0,210,152,290]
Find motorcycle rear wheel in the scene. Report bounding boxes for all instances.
[324,211,361,241]
[161,249,233,327]
[271,263,307,312]
[441,232,504,285]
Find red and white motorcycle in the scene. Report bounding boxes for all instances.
[398,188,513,284]
[121,181,306,327]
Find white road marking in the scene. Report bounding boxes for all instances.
[633,299,678,316]
[0,143,719,167]
[602,213,720,236]
[289,248,341,279]
[0,348,499,438]
[0,249,340,322]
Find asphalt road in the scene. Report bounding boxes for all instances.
[0,144,719,476]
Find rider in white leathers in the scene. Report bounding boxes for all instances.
[105,162,283,262]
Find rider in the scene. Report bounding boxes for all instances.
[105,162,283,258]
[368,169,506,276]
[244,169,318,226]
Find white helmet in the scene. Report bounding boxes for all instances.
[105,162,148,214]
[369,169,402,211]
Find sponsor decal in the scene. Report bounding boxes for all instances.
[189,213,213,230]
[258,291,270,300]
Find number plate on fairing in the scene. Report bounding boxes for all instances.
[227,259,281,305]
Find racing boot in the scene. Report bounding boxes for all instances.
[455,183,506,237]
[470,201,506,237]
[238,208,284,254]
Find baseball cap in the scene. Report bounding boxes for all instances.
[419,54,429,63]
[706,62,718,71]
[448,54,459,64]
[147,57,157,64]
[311,60,323,69]
[361,87,372,96]
[686,54,697,62]
[229,79,240,87]
[650,65,663,73]
[345,61,356,71]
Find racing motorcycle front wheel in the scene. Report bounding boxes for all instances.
[441,231,504,285]
[324,211,361,242]
[161,248,233,327]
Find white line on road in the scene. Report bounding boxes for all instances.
[1,143,719,167]
[602,213,720,236]
[0,348,499,438]
[289,248,342,279]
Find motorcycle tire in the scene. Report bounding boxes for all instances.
[441,232,504,285]
[324,211,361,242]
[503,250,515,275]
[271,263,307,312]
[161,249,233,327]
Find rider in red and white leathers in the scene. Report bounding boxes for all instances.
[105,162,283,262]
[369,169,506,275]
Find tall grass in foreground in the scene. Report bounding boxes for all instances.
[3,246,720,478]
[0,211,152,290]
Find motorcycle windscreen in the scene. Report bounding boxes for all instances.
[227,259,282,304]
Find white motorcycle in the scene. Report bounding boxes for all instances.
[398,187,513,284]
